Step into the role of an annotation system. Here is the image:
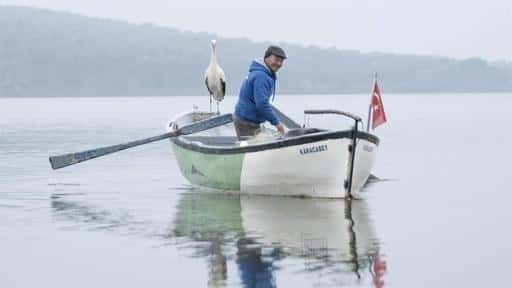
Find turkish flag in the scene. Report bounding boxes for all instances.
[371,81,387,129]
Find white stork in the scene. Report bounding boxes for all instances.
[204,39,226,113]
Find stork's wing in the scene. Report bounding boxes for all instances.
[221,79,226,96]
[219,68,226,96]
[204,77,213,95]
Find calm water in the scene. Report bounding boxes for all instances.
[1,94,511,287]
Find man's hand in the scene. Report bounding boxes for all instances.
[275,123,285,134]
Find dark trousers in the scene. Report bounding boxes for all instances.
[234,116,261,140]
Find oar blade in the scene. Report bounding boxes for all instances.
[49,141,147,170]
[49,153,79,170]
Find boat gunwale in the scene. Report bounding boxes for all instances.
[171,129,379,155]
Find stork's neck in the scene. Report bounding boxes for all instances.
[210,45,218,66]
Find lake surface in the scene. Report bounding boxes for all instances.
[1,93,511,287]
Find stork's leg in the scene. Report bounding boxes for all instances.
[216,101,220,114]
[209,94,212,113]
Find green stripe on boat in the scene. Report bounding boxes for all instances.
[172,143,244,190]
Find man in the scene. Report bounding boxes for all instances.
[234,46,286,139]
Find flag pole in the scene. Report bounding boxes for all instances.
[367,72,377,132]
[366,104,372,132]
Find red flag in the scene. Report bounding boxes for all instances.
[371,80,387,129]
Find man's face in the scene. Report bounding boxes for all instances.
[265,55,285,73]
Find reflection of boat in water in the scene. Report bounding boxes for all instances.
[50,191,386,287]
[240,196,377,269]
[172,192,386,287]
[172,193,243,287]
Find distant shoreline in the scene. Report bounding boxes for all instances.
[1,6,511,97]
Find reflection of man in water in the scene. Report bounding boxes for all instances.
[236,238,277,288]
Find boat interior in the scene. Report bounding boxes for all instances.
[182,127,325,147]
[170,110,370,149]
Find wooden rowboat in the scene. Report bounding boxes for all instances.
[168,108,379,199]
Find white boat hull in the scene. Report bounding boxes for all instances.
[241,138,377,198]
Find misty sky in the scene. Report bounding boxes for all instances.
[3,0,511,61]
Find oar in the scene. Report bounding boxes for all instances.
[271,104,301,129]
[49,113,233,170]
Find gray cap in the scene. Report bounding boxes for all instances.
[264,46,287,59]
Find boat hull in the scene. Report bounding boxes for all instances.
[172,143,244,190]
[171,136,377,198]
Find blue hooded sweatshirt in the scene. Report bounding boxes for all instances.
[235,59,280,126]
